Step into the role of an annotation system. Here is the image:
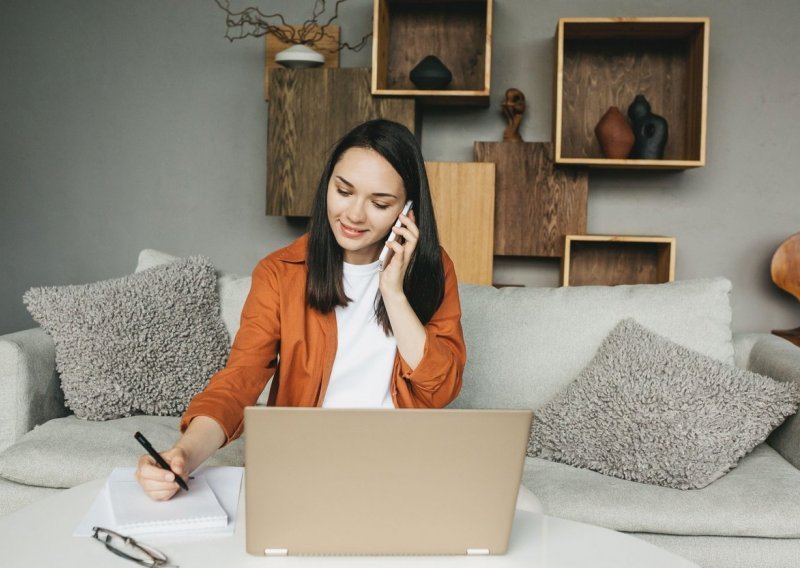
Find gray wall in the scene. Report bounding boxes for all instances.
[1,0,799,335]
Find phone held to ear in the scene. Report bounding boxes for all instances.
[378,200,414,272]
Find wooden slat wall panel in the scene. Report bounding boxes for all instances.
[473,142,587,257]
[426,162,495,286]
[267,68,415,217]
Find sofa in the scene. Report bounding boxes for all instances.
[1,248,799,568]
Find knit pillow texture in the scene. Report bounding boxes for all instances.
[528,319,800,490]
[23,256,229,421]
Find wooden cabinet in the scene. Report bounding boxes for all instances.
[473,142,587,257]
[554,17,709,169]
[561,235,676,286]
[266,68,414,217]
[371,0,493,106]
[426,162,495,285]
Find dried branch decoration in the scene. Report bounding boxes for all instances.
[214,0,372,52]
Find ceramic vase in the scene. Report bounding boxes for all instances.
[627,94,669,159]
[409,55,452,90]
[594,107,635,159]
[275,44,325,69]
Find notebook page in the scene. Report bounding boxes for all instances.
[108,476,227,536]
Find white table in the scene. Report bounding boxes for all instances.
[1,478,697,567]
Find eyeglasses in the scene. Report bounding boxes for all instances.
[92,526,178,567]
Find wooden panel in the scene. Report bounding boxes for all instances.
[554,18,709,169]
[426,162,495,285]
[473,142,587,257]
[267,68,415,216]
[264,25,340,101]
[372,0,492,105]
[561,235,676,286]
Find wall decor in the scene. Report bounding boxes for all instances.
[770,232,800,347]
[554,17,709,169]
[426,162,495,286]
[372,0,493,106]
[263,25,340,100]
[561,235,676,286]
[502,88,526,142]
[266,68,414,217]
[594,106,634,159]
[409,55,453,90]
[628,94,669,159]
[474,142,587,257]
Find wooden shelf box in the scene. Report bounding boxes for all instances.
[372,0,493,106]
[561,235,676,286]
[554,17,709,169]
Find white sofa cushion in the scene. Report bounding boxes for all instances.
[0,415,244,489]
[524,443,800,538]
[452,278,734,411]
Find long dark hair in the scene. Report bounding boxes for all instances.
[306,119,445,335]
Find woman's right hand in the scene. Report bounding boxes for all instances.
[135,446,189,501]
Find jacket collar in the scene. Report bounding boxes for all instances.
[275,233,309,264]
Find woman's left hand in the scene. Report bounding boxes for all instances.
[379,210,418,299]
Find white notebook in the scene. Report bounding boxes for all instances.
[107,472,227,536]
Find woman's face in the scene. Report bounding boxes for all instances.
[326,147,407,264]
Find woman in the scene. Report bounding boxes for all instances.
[136,119,466,500]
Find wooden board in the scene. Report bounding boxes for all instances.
[561,235,676,286]
[473,142,587,257]
[264,25,340,101]
[267,68,415,217]
[425,162,495,285]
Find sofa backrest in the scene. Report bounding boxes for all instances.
[450,279,734,411]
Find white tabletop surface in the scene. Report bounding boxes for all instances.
[1,476,698,567]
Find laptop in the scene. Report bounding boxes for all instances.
[244,407,533,557]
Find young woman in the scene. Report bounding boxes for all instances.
[136,119,466,500]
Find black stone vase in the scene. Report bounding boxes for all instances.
[409,55,453,90]
[627,95,668,159]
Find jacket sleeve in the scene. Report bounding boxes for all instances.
[394,251,466,408]
[180,257,281,444]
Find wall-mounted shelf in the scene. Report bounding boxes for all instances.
[371,0,492,106]
[426,161,495,286]
[554,17,709,169]
[561,235,676,286]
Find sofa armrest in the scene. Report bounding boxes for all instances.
[0,327,69,452]
[743,333,800,469]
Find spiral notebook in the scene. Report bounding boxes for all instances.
[107,473,228,536]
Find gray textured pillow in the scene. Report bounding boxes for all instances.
[528,319,800,490]
[23,257,229,421]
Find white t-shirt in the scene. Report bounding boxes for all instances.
[321,260,397,408]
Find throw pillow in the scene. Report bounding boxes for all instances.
[0,416,244,488]
[528,319,800,490]
[23,257,229,421]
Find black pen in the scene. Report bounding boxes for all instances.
[134,431,189,491]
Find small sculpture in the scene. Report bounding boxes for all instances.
[628,95,668,159]
[595,107,635,159]
[502,88,526,141]
[409,55,452,90]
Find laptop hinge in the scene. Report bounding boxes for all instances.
[467,548,490,555]
[264,548,288,556]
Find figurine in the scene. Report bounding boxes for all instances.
[502,88,526,141]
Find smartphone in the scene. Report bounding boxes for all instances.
[378,200,414,271]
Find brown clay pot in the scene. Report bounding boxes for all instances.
[594,107,635,159]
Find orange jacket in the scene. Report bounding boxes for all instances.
[180,234,466,444]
